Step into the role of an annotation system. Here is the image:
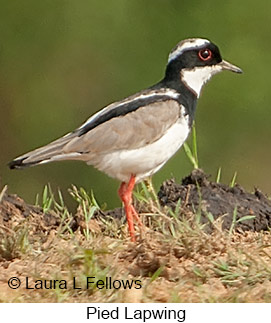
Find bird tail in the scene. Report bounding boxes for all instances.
[8,132,82,169]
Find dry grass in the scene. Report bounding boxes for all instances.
[0,185,271,303]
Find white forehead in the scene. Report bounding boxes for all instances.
[168,38,210,63]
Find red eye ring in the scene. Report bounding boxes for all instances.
[198,48,212,61]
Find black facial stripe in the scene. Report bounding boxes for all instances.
[165,43,222,80]
[78,94,180,136]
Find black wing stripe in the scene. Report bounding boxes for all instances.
[77,94,179,137]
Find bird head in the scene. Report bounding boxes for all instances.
[165,38,242,97]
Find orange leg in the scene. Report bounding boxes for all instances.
[131,205,143,226]
[118,175,142,241]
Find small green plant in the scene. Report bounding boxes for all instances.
[69,247,110,293]
[69,185,100,209]
[69,185,100,240]
[212,259,241,285]
[192,265,208,282]
[206,212,215,224]
[228,206,256,236]
[134,181,152,204]
[144,177,160,206]
[54,189,74,235]
[149,266,165,283]
[167,198,183,238]
[36,184,74,235]
[168,198,182,220]
[0,224,30,260]
[134,177,160,208]
[35,184,54,213]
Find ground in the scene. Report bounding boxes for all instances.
[0,169,271,302]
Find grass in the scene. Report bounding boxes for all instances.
[228,207,256,236]
[183,122,199,169]
[0,181,271,303]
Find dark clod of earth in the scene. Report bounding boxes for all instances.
[1,169,271,234]
[158,169,271,232]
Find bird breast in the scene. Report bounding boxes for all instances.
[90,111,190,183]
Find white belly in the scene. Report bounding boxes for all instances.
[93,116,190,183]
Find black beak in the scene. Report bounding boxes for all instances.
[219,60,243,73]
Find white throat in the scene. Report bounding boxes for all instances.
[181,65,222,97]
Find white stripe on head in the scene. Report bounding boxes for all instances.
[168,38,210,63]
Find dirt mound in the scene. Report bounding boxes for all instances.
[158,169,271,232]
[0,194,59,228]
[0,194,64,261]
[1,169,271,239]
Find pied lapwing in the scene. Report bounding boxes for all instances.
[9,38,242,241]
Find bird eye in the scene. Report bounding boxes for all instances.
[198,49,212,61]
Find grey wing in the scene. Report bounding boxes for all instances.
[9,100,181,168]
[63,100,181,155]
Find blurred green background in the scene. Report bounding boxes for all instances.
[1,0,271,209]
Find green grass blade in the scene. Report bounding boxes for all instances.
[183,122,199,169]
[150,266,165,283]
[230,172,237,187]
[236,215,256,223]
[216,167,222,183]
[229,206,238,235]
[183,143,199,169]
[192,123,199,168]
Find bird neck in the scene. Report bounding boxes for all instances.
[154,76,198,127]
